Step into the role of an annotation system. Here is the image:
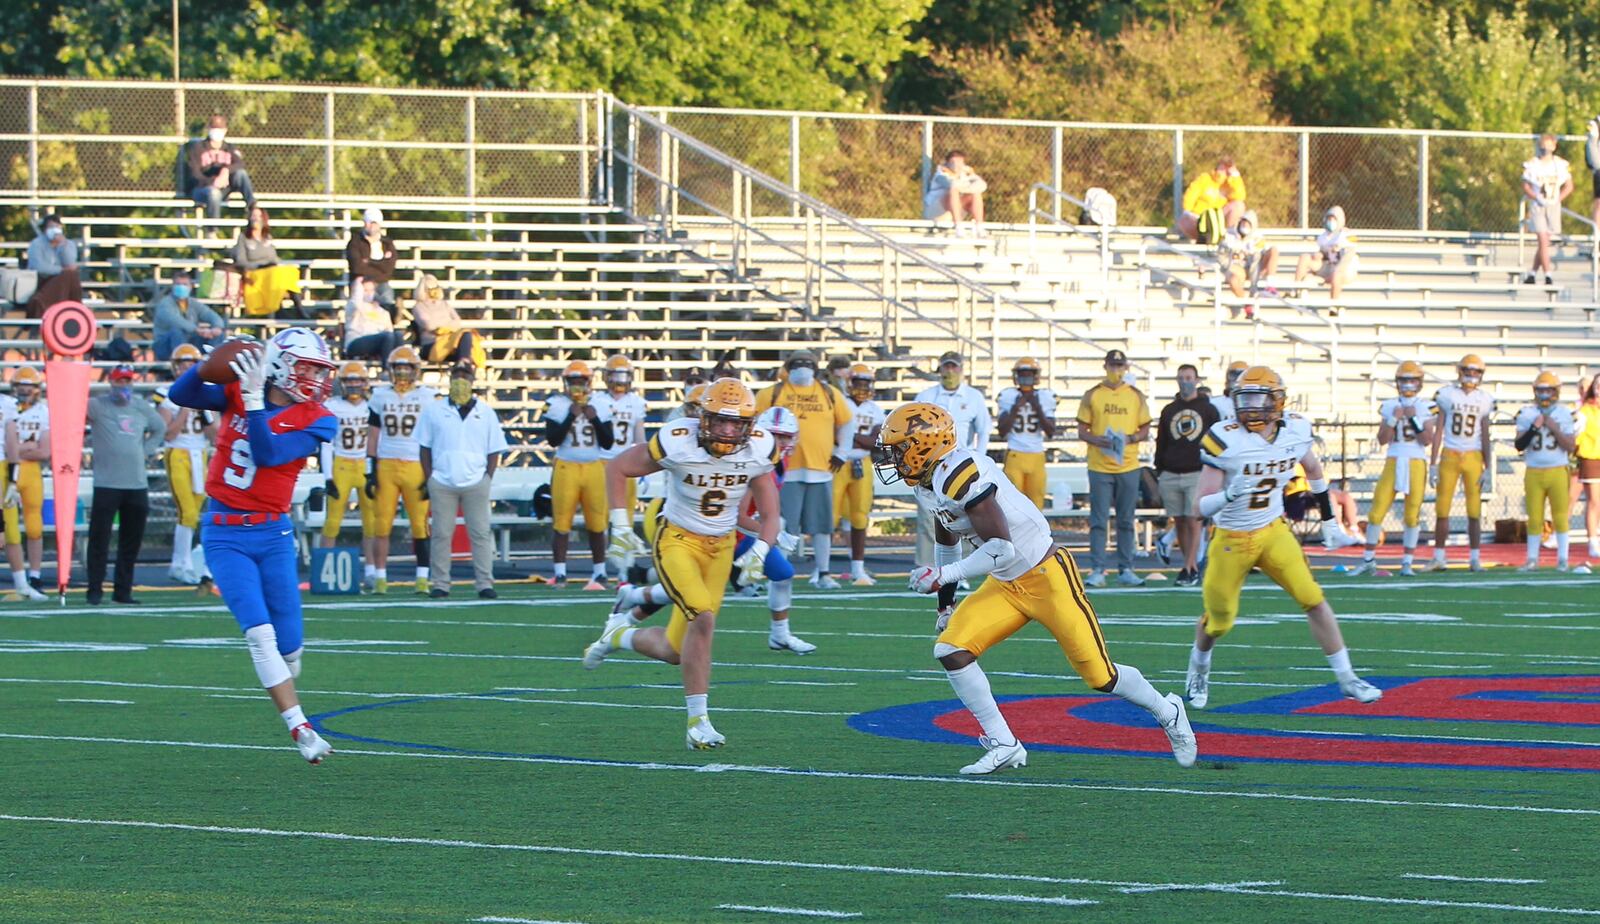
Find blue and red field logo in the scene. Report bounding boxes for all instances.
[849,675,1600,772]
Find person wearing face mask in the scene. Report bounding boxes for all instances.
[84,365,166,605]
[226,206,303,317]
[1522,133,1573,286]
[755,349,855,589]
[345,208,400,316]
[1153,365,1220,587]
[184,113,256,221]
[417,362,508,599]
[1295,205,1359,312]
[22,213,82,319]
[911,351,992,564]
[1076,350,1152,587]
[1218,210,1279,318]
[151,269,227,361]
[3,367,51,599]
[410,273,484,368]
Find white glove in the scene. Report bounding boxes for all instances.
[606,508,647,561]
[1222,473,1253,503]
[776,531,800,554]
[1428,467,1438,489]
[935,605,954,633]
[909,564,941,595]
[734,539,770,585]
[1,483,18,510]
[230,346,267,412]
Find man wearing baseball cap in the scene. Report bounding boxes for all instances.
[756,348,854,588]
[84,365,165,604]
[912,351,991,563]
[1076,349,1152,586]
[345,206,399,315]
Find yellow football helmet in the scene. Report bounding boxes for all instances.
[1224,360,1250,395]
[682,382,708,419]
[1232,365,1286,432]
[603,354,634,395]
[876,402,957,486]
[847,363,874,404]
[1458,353,1485,391]
[386,345,421,391]
[1533,370,1561,408]
[1013,356,1042,391]
[170,343,203,375]
[562,360,593,403]
[698,377,757,456]
[11,366,42,405]
[337,360,369,400]
[1395,360,1424,397]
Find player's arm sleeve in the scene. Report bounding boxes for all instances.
[594,410,614,450]
[246,412,336,467]
[166,366,229,412]
[545,409,574,446]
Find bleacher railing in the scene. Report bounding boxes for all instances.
[0,78,603,205]
[647,106,1582,235]
[1515,198,1600,302]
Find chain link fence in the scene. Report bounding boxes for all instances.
[1,80,600,203]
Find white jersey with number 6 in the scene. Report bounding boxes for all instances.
[368,384,437,462]
[911,448,1051,582]
[1200,413,1316,532]
[647,419,777,536]
[1432,385,1495,453]
[1515,404,1577,469]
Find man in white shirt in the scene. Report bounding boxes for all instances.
[913,351,990,563]
[1522,133,1573,286]
[418,363,509,598]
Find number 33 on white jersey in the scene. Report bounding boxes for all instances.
[646,419,778,536]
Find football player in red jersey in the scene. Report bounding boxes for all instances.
[169,328,339,763]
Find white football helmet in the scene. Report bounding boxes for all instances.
[265,327,336,403]
[755,405,799,437]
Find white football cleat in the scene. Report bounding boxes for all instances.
[1570,564,1593,575]
[1116,569,1145,587]
[851,573,877,587]
[1082,570,1107,588]
[1322,524,1361,550]
[291,723,332,764]
[1348,559,1379,576]
[582,614,631,670]
[1339,676,1383,703]
[686,716,726,750]
[610,583,636,615]
[734,584,762,598]
[1420,558,1448,573]
[167,565,197,585]
[12,583,47,602]
[810,574,841,590]
[1516,561,1539,573]
[1160,693,1198,768]
[1154,530,1175,565]
[959,736,1027,775]
[1468,560,1487,572]
[1185,663,1210,710]
[769,634,817,655]
[1398,562,1415,577]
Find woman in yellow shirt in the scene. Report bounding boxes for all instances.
[1576,376,1600,563]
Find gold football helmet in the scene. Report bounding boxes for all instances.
[562,360,593,402]
[603,354,634,395]
[698,377,756,456]
[11,366,42,406]
[1458,353,1485,391]
[1013,356,1041,391]
[1232,365,1286,432]
[1396,360,1424,397]
[337,360,369,400]
[875,402,957,485]
[1222,360,1250,396]
[1533,370,1560,408]
[847,363,874,404]
[170,343,203,376]
[386,345,421,391]
[681,382,708,420]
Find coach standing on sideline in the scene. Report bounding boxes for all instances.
[1077,349,1151,588]
[1154,363,1218,587]
[85,365,165,605]
[418,363,508,599]
[913,351,990,563]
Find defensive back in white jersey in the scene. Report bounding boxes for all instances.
[912,448,1052,582]
[648,418,778,536]
[1200,413,1316,532]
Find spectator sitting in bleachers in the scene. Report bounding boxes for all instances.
[1178,157,1246,244]
[409,273,484,368]
[223,205,303,318]
[23,213,82,319]
[1218,209,1278,319]
[151,270,226,360]
[346,208,399,314]
[1295,205,1359,313]
[1521,133,1572,286]
[923,150,987,237]
[184,114,256,221]
[344,277,398,361]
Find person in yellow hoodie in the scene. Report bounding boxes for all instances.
[1178,157,1247,244]
[755,350,854,588]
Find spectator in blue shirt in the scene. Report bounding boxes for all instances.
[23,214,82,317]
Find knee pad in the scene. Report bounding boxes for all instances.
[243,624,292,689]
[933,642,962,659]
[639,600,666,617]
[768,578,792,612]
[626,563,652,586]
[283,646,303,680]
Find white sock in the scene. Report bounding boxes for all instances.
[27,569,39,580]
[1590,540,1600,558]
[172,524,194,569]
[11,570,28,592]
[1401,551,1413,567]
[945,662,1016,744]
[1111,663,1177,724]
[1526,535,1541,563]
[280,704,307,732]
[851,558,866,579]
[1327,647,1356,682]
[1402,526,1419,551]
[1557,532,1570,566]
[812,534,831,577]
[416,566,429,580]
[616,627,639,650]
[1470,547,1482,566]
[365,563,377,579]
[592,563,607,580]
[620,585,645,608]
[1432,547,1447,562]
[770,617,790,643]
[1189,644,1212,671]
[685,693,708,721]
[1364,522,1382,548]
[376,568,388,580]
[553,563,567,581]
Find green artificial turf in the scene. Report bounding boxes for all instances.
[1,571,1597,922]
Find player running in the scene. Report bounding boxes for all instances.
[1187,366,1383,709]
[1350,361,1437,576]
[835,363,885,585]
[882,403,1196,775]
[2,369,48,600]
[583,378,780,749]
[320,362,378,587]
[158,344,217,586]
[366,345,437,594]
[169,328,339,763]
[1426,354,1495,571]
[1514,372,1585,572]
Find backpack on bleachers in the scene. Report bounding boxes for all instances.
[1081,187,1117,227]
[1194,206,1226,245]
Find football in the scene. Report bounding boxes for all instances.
[198,338,263,384]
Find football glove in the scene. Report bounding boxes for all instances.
[1222,473,1253,503]
[229,346,267,412]
[776,531,800,554]
[935,605,954,633]
[364,468,379,499]
[1,483,17,510]
[909,564,941,595]
[607,509,647,562]
[734,539,770,585]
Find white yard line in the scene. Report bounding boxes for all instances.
[474,918,586,924]
[1118,880,1285,894]
[946,893,1098,907]
[55,698,132,705]
[1209,885,1600,917]
[715,904,861,918]
[1402,873,1546,884]
[3,732,1598,818]
[1406,663,1494,669]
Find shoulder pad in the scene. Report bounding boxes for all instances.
[1200,421,1234,458]
[934,449,983,502]
[649,420,699,463]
